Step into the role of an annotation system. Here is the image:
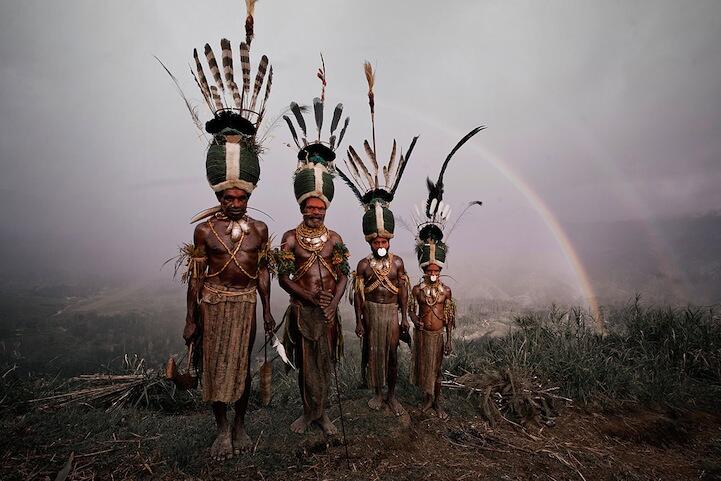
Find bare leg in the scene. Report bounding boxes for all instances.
[433,375,449,420]
[211,402,234,460]
[420,393,434,413]
[232,376,253,454]
[315,412,338,436]
[291,358,313,433]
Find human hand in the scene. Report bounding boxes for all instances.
[305,286,321,305]
[444,340,453,356]
[355,322,365,338]
[263,310,275,335]
[318,290,334,307]
[322,300,337,324]
[401,318,410,333]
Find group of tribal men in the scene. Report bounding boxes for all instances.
[176,4,479,460]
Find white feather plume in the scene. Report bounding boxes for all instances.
[272,336,296,370]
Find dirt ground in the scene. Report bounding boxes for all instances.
[3,394,721,481]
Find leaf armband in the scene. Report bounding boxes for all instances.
[331,242,351,277]
[172,243,207,284]
[272,248,297,278]
[443,297,457,329]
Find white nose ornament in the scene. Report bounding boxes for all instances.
[376,247,388,257]
[430,275,438,282]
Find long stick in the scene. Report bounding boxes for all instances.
[318,257,351,468]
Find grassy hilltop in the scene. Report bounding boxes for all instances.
[1,290,721,480]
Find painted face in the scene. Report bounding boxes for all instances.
[220,188,249,220]
[423,264,442,283]
[302,197,327,229]
[370,237,390,258]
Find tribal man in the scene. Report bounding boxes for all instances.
[409,126,484,420]
[336,62,419,416]
[409,259,454,419]
[178,7,276,460]
[279,86,351,435]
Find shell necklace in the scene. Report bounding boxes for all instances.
[296,223,329,252]
[215,212,250,244]
[422,279,442,307]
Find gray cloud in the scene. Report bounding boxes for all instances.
[1,0,719,304]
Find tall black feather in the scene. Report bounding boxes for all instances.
[336,168,365,204]
[330,103,343,135]
[313,97,323,140]
[290,102,307,138]
[283,115,301,149]
[390,135,419,196]
[425,126,484,217]
[336,116,350,147]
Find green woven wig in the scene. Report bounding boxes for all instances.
[283,56,350,208]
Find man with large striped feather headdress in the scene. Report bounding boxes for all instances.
[336,62,418,417]
[174,0,276,461]
[408,126,484,420]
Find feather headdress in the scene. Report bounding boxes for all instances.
[336,62,419,241]
[414,127,485,268]
[193,22,273,135]
[158,1,275,223]
[284,55,350,208]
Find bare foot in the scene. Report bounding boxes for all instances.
[387,397,406,417]
[232,424,252,455]
[435,404,449,421]
[368,394,384,411]
[210,425,233,461]
[420,397,434,414]
[290,414,313,434]
[316,413,338,436]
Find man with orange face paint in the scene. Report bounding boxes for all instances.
[278,88,351,435]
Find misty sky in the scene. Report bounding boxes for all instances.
[1,1,720,303]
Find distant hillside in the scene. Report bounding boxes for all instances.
[567,212,721,305]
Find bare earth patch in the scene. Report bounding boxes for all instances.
[2,398,720,481]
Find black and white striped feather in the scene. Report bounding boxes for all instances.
[220,39,241,108]
[239,42,251,108]
[249,54,268,112]
[257,65,273,126]
[192,49,214,112]
[204,44,225,102]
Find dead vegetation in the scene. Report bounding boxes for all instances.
[2,300,721,480]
